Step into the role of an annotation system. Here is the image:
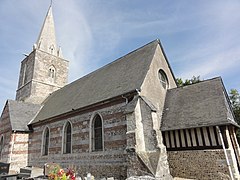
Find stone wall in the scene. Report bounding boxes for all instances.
[167,150,231,179]
[28,100,128,179]
[34,50,68,87]
[0,102,29,172]
[125,97,171,179]
[140,44,177,114]
[126,151,152,177]
[16,49,69,104]
[9,133,29,172]
[0,103,11,163]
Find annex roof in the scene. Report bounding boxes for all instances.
[161,77,238,131]
[31,40,162,124]
[7,100,41,131]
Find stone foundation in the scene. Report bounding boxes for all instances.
[167,150,231,180]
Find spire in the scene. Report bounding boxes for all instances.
[35,5,60,57]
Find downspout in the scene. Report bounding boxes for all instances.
[9,131,16,164]
[216,126,234,180]
[122,89,140,105]
[122,95,128,105]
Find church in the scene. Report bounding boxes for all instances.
[0,5,240,180]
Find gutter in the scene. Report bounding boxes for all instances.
[31,89,138,127]
[122,95,128,105]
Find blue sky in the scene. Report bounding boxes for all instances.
[0,0,240,109]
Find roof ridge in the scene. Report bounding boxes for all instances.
[32,39,160,123]
[51,39,160,93]
[168,76,222,91]
[7,99,42,107]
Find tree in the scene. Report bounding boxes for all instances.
[176,78,184,87]
[229,89,240,125]
[229,89,240,144]
[176,76,202,87]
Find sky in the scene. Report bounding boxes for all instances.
[0,0,240,109]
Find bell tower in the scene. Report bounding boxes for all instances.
[16,5,69,104]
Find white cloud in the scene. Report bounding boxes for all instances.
[178,47,240,79]
[55,0,93,81]
[1,0,240,109]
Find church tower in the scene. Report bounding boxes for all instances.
[16,6,69,104]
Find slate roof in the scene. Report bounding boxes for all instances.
[7,100,41,131]
[31,40,161,124]
[161,77,238,131]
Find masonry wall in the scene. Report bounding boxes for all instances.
[0,103,29,172]
[16,49,69,104]
[0,103,12,163]
[140,45,177,116]
[9,133,29,172]
[34,50,68,87]
[28,100,128,179]
[167,150,231,180]
[125,98,172,178]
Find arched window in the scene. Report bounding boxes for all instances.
[48,65,56,83]
[42,127,50,156]
[63,122,72,154]
[49,44,55,54]
[158,70,169,89]
[92,115,103,151]
[0,136,4,159]
[22,64,27,86]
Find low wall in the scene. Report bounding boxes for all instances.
[167,150,231,180]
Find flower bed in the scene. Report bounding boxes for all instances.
[48,164,76,180]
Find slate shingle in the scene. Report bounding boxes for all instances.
[7,100,41,131]
[31,40,160,124]
[161,77,238,131]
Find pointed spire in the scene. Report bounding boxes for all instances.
[35,5,61,57]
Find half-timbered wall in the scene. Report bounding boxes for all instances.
[162,126,225,151]
[164,126,240,179]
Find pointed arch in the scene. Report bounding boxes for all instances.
[49,44,55,54]
[0,135,4,159]
[48,65,56,83]
[62,121,72,154]
[89,113,104,152]
[42,126,50,156]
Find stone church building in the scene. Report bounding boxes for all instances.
[0,5,240,180]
